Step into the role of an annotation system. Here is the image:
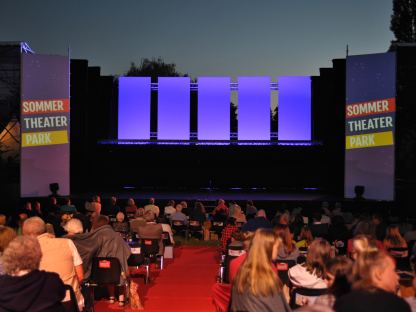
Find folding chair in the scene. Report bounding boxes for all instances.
[210,221,225,239]
[141,238,164,273]
[85,257,128,312]
[274,259,296,286]
[171,220,188,238]
[389,247,411,271]
[222,244,245,283]
[290,287,327,308]
[62,284,79,312]
[127,241,150,284]
[189,219,203,239]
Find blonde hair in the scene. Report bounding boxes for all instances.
[352,249,391,290]
[352,235,378,259]
[234,228,281,296]
[0,226,17,252]
[2,236,42,275]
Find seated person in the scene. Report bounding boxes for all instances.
[134,213,163,255]
[296,226,314,249]
[0,236,66,312]
[288,238,332,289]
[315,256,353,308]
[334,250,411,312]
[164,200,176,217]
[63,218,84,236]
[274,224,299,261]
[231,228,288,311]
[112,212,129,233]
[170,204,188,225]
[232,205,247,224]
[241,210,272,232]
[220,218,239,253]
[190,201,207,224]
[60,198,77,214]
[144,197,160,218]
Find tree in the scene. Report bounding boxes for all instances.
[126,57,187,82]
[391,0,416,42]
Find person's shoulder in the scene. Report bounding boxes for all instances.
[335,289,411,311]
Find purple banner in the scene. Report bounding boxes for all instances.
[118,77,151,139]
[158,77,190,140]
[345,52,396,200]
[238,77,270,140]
[198,77,230,140]
[278,76,311,141]
[21,54,70,197]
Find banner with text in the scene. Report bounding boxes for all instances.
[21,54,70,197]
[345,52,396,200]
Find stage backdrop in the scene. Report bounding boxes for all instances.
[21,54,70,197]
[345,52,396,200]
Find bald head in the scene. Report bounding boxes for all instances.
[23,216,46,236]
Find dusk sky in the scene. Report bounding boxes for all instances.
[1,0,394,79]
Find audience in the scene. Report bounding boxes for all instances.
[164,200,176,217]
[296,226,314,248]
[231,228,290,311]
[190,201,207,224]
[245,200,257,220]
[220,218,239,252]
[232,204,247,224]
[23,216,85,311]
[60,197,77,214]
[0,226,17,274]
[125,198,139,216]
[0,236,67,312]
[102,196,122,216]
[170,204,188,225]
[5,197,416,311]
[112,211,129,233]
[213,199,229,221]
[241,209,272,232]
[144,197,160,218]
[274,224,300,261]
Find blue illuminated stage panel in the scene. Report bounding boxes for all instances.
[198,77,230,140]
[158,77,190,140]
[118,77,151,140]
[278,76,311,141]
[238,77,271,140]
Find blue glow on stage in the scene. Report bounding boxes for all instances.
[98,139,319,146]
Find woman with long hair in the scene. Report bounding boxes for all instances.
[288,238,333,289]
[231,228,290,311]
[274,224,300,261]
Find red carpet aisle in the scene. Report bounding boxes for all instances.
[96,246,219,312]
[142,246,218,312]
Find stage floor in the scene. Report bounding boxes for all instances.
[76,188,336,203]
